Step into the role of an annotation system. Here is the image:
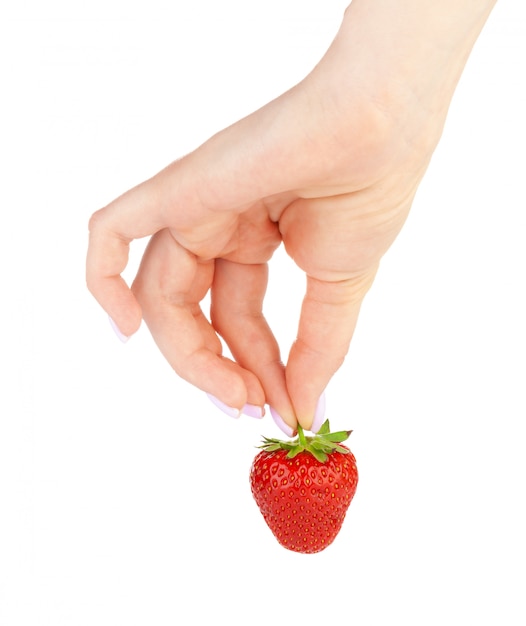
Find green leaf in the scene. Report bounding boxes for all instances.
[317,420,331,435]
[286,445,304,459]
[309,448,328,463]
[322,430,352,443]
[261,443,283,452]
[257,418,353,463]
[310,440,334,453]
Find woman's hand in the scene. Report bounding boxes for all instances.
[87,0,496,432]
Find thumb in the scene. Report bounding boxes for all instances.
[285,268,377,431]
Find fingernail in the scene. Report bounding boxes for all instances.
[109,316,130,343]
[206,394,241,419]
[242,404,265,419]
[269,407,295,438]
[310,392,326,433]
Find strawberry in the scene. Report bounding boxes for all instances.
[250,419,358,554]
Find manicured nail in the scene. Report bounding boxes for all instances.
[269,407,295,438]
[310,392,326,433]
[242,404,265,419]
[108,316,130,343]
[206,394,241,419]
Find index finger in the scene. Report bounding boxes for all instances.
[86,177,168,337]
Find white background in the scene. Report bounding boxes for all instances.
[1,1,525,624]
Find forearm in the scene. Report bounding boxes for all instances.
[311,0,497,142]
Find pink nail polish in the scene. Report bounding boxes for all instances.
[108,316,130,343]
[206,394,241,419]
[269,407,295,438]
[242,404,265,419]
[310,392,326,433]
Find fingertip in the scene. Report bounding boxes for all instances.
[107,299,142,339]
[206,394,241,419]
[242,404,265,419]
[295,391,326,433]
[269,407,297,438]
[87,267,143,340]
[206,395,266,420]
[108,316,130,343]
[309,392,326,433]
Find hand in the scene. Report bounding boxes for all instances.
[86,0,496,432]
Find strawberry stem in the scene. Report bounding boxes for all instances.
[257,420,352,463]
[297,423,307,448]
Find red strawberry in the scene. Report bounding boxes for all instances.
[250,419,358,554]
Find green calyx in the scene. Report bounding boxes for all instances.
[258,419,352,464]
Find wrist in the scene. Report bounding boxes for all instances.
[300,0,497,166]
[338,0,496,109]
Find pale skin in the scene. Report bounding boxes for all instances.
[86,0,497,432]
